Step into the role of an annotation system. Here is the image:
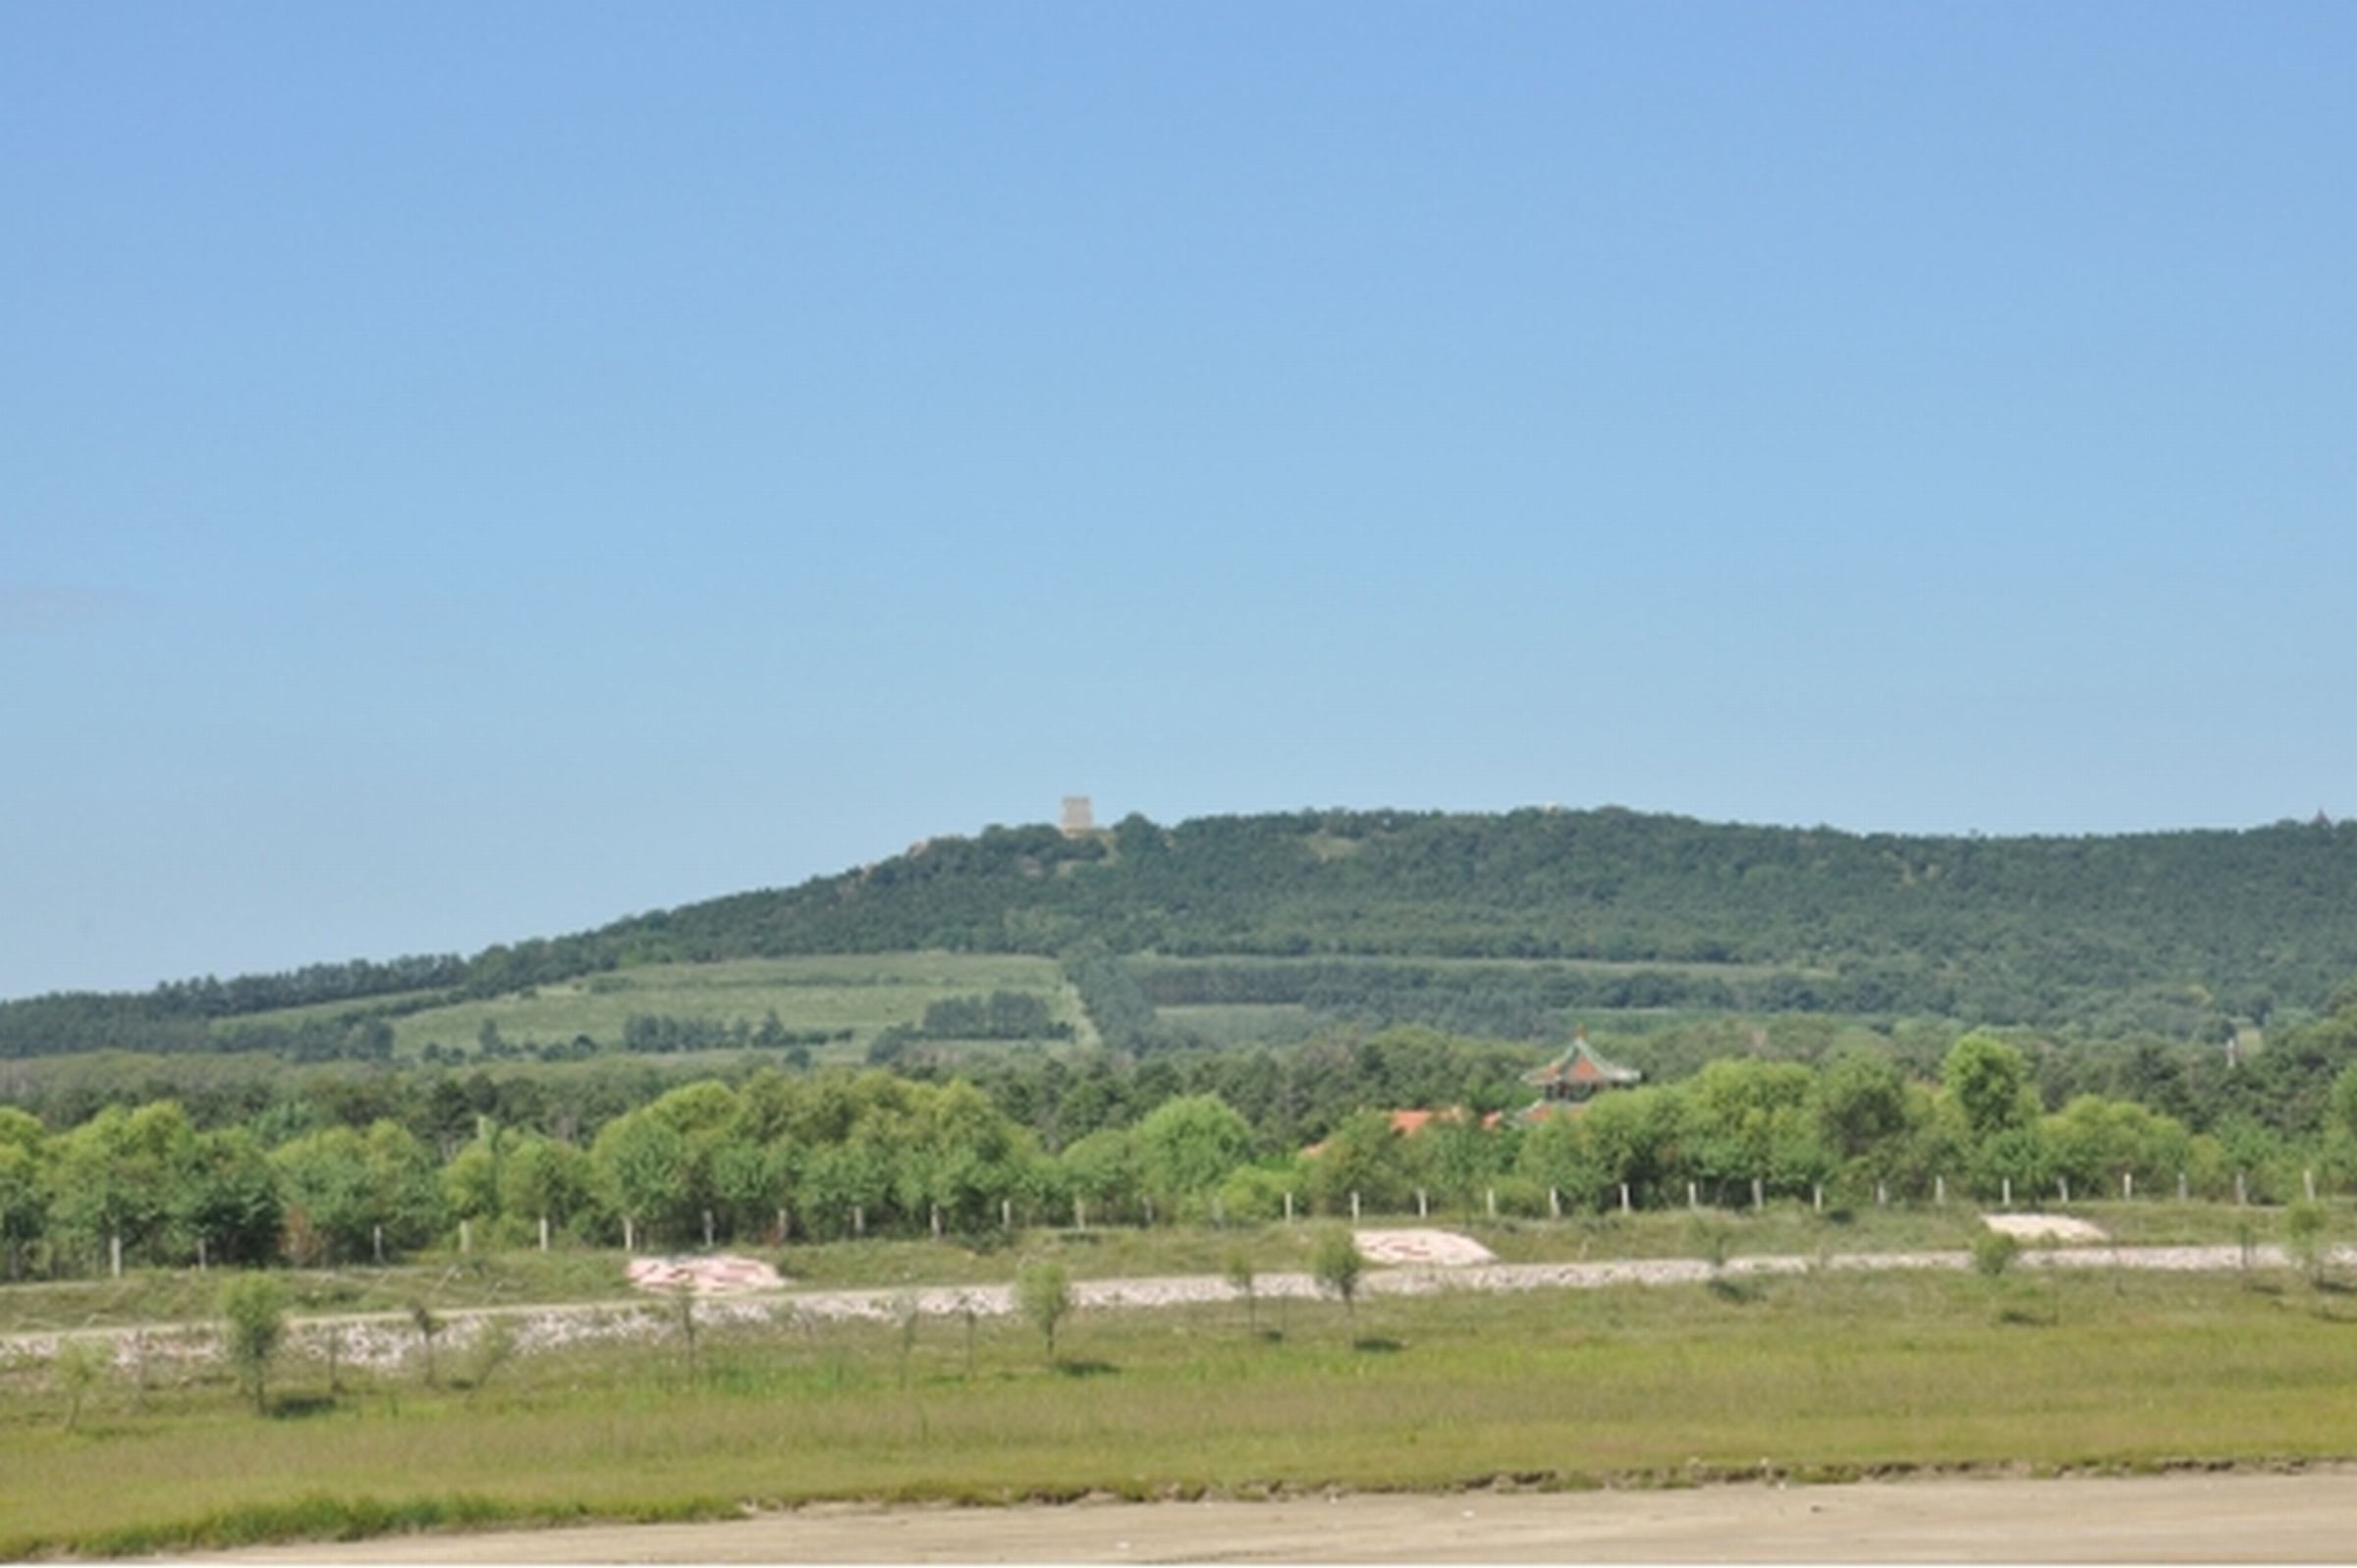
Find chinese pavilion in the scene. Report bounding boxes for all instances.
[1517,1026,1640,1122]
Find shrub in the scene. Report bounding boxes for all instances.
[53,1339,108,1431]
[219,1274,287,1416]
[1216,1165,1300,1224]
[1690,1217,1734,1273]
[1973,1228,2021,1279]
[1015,1258,1071,1366]
[2284,1201,2328,1285]
[464,1317,519,1398]
[1223,1246,1258,1334]
[1310,1225,1363,1322]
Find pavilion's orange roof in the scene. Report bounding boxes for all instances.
[1302,1106,1501,1157]
[1520,1035,1640,1090]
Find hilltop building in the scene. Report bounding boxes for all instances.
[1517,1026,1641,1123]
[1060,795,1095,837]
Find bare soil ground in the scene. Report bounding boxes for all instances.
[207,1469,2357,1562]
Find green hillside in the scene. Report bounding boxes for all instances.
[313,953,1080,1063]
[6,806,2356,1059]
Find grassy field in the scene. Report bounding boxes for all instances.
[6,1264,2357,1558]
[1155,1002,1324,1046]
[236,954,1087,1062]
[1126,953,1831,981]
[6,1201,2350,1337]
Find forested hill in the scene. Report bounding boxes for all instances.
[607,809,2357,1031]
[8,807,2357,1054]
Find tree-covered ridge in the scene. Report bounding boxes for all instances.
[7,806,2356,1055]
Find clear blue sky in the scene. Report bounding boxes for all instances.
[5,2,2353,998]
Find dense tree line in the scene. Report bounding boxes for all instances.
[916,991,1068,1040]
[8,809,2355,1059]
[10,1028,2357,1281]
[3,987,2354,1280]
[10,983,2357,1169]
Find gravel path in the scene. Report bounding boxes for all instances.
[7,1241,2350,1374]
[207,1468,2357,1563]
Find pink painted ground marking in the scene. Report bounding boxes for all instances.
[625,1255,785,1296]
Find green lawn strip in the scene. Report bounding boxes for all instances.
[6,1271,2357,1556]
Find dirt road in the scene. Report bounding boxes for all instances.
[16,1241,2353,1375]
[208,1470,2357,1562]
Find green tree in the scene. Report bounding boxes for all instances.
[1305,1110,1410,1215]
[1132,1095,1252,1210]
[1310,1225,1364,1325]
[2327,1061,2357,1142]
[442,1137,503,1227]
[0,1139,45,1280]
[1970,1123,2055,1205]
[171,1128,283,1266]
[1224,1245,1259,1335]
[1015,1257,1071,1366]
[1944,1034,2039,1144]
[592,1111,694,1243]
[219,1273,287,1415]
[1058,1128,1137,1217]
[1817,1051,1909,1162]
[2285,1201,2329,1285]
[1419,1113,1498,1218]
[271,1120,444,1262]
[905,1079,1030,1233]
[497,1134,601,1240]
[1581,1087,1684,1206]
[54,1339,107,1431]
[1516,1112,1603,1211]
[47,1101,195,1267]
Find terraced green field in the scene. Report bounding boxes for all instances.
[210,953,1087,1062]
